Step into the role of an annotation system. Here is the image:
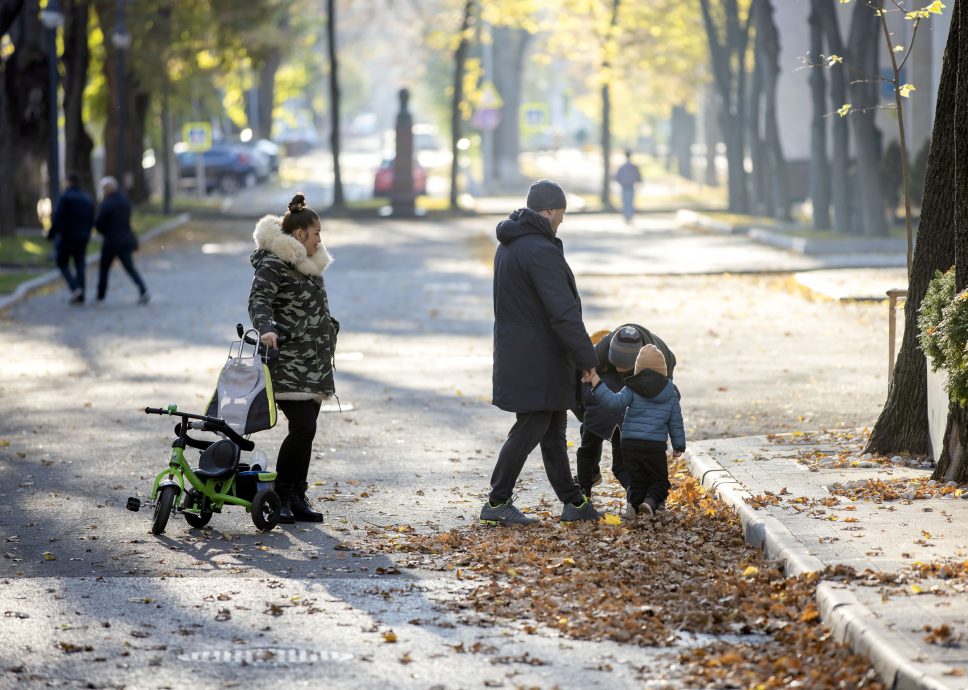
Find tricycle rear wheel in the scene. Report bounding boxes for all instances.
[182,489,213,528]
[251,489,281,531]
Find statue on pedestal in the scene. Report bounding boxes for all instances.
[391,88,416,217]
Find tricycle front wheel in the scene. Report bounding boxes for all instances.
[151,485,179,535]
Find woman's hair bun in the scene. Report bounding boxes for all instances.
[288,193,307,214]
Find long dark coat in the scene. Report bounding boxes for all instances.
[49,186,94,251]
[492,208,597,413]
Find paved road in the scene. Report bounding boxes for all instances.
[0,213,889,688]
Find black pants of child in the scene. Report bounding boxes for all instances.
[276,399,322,485]
[489,410,584,505]
[621,438,670,507]
[97,244,147,300]
[576,425,630,495]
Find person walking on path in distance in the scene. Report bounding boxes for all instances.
[482,179,603,526]
[249,193,339,524]
[588,344,685,520]
[94,176,149,304]
[48,172,95,304]
[615,150,642,225]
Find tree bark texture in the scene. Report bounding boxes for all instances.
[449,0,473,210]
[866,1,958,459]
[935,0,968,482]
[670,105,694,180]
[847,0,888,237]
[817,0,852,235]
[256,52,280,142]
[748,18,767,217]
[491,26,529,192]
[808,0,831,230]
[0,0,27,235]
[63,0,95,196]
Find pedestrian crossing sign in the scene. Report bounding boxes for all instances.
[182,122,212,153]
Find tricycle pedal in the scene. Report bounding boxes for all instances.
[126,497,142,512]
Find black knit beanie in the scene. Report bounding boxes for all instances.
[526,179,567,211]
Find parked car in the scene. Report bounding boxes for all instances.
[176,143,262,194]
[373,158,427,197]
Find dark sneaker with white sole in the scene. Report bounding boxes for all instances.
[560,496,602,522]
[480,495,536,526]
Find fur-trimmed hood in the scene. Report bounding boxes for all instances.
[251,214,332,275]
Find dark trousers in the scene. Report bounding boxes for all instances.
[489,410,583,505]
[56,243,88,295]
[576,425,629,495]
[97,245,147,300]
[622,439,670,507]
[276,399,322,485]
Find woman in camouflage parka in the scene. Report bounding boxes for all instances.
[248,193,338,524]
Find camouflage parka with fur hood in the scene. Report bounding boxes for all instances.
[248,215,338,401]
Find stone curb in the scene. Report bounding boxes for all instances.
[675,209,749,235]
[0,213,190,313]
[684,441,960,690]
[817,583,963,690]
[749,226,907,258]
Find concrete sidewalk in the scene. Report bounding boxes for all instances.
[685,435,968,690]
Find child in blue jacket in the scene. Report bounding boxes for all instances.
[589,344,685,519]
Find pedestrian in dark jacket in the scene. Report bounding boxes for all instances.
[94,177,149,304]
[48,173,95,304]
[249,193,338,525]
[590,344,685,519]
[481,179,602,526]
[577,324,676,497]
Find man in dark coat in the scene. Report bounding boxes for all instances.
[48,173,95,304]
[576,324,676,498]
[481,179,602,526]
[95,176,149,304]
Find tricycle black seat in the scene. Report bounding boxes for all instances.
[195,439,239,480]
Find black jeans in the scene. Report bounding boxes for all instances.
[97,245,147,300]
[276,399,322,485]
[56,242,88,295]
[576,425,629,495]
[622,439,670,507]
[489,410,583,505]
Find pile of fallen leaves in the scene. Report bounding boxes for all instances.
[827,477,968,502]
[360,463,884,689]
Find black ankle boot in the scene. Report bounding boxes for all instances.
[275,482,295,524]
[289,482,324,523]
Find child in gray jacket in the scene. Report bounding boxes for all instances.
[589,344,685,519]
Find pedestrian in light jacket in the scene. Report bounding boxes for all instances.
[94,176,149,304]
[590,344,685,520]
[48,172,95,304]
[481,179,602,527]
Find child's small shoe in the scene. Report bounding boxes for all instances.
[641,497,658,517]
[623,501,639,521]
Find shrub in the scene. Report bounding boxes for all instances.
[918,267,968,405]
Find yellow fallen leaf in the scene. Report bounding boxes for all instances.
[566,440,575,448]
[801,605,820,623]
[602,513,622,525]
[561,557,575,566]
[507,567,519,577]
[912,584,924,594]
[42,552,56,561]
[383,631,398,643]
[456,568,463,580]
[742,566,759,578]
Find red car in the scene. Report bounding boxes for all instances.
[373,158,427,197]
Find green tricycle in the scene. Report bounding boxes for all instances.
[126,404,281,534]
[127,324,288,534]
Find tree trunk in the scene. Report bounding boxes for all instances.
[600,0,619,211]
[670,105,694,180]
[847,0,888,237]
[4,0,49,229]
[449,0,473,211]
[63,0,95,197]
[491,26,529,191]
[256,52,280,142]
[808,0,831,230]
[0,0,28,235]
[817,0,852,235]
[759,0,790,220]
[127,88,149,203]
[748,18,768,217]
[934,0,968,482]
[327,0,343,209]
[865,0,959,459]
